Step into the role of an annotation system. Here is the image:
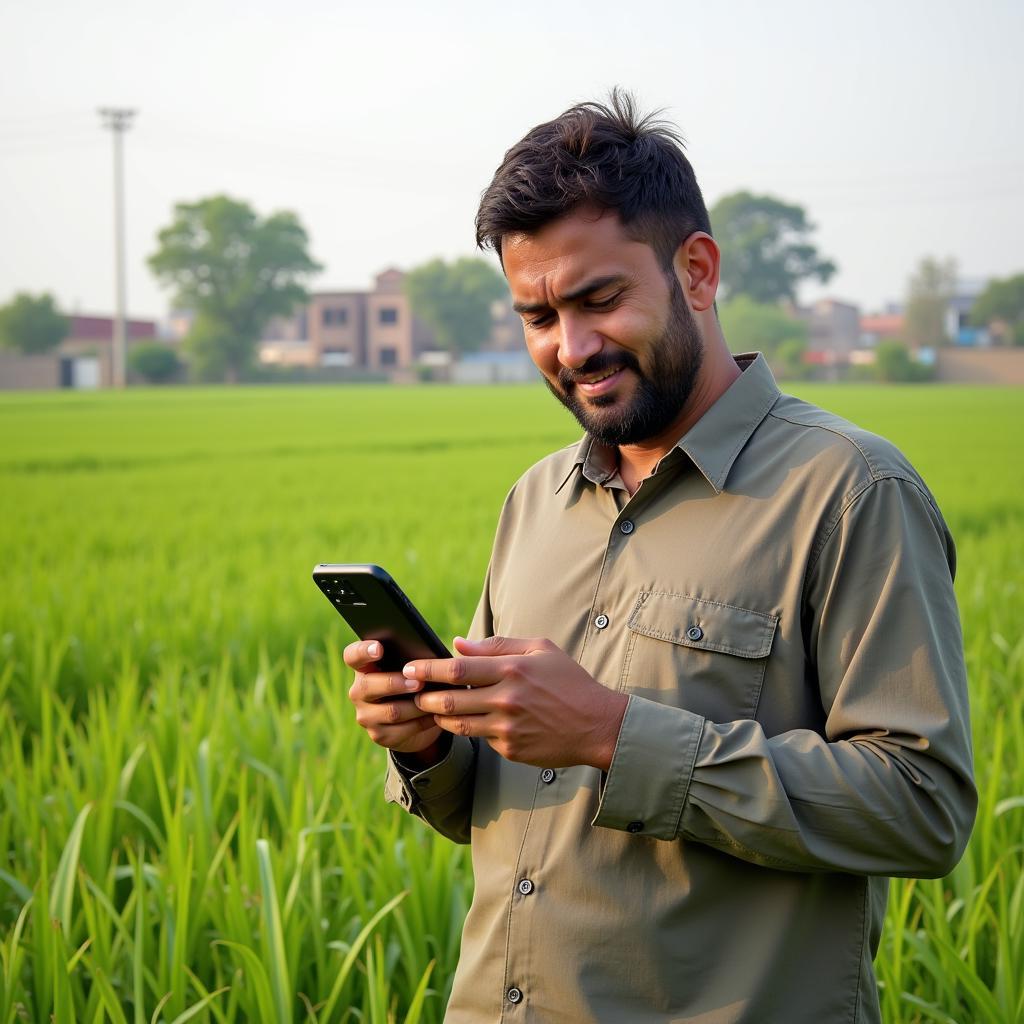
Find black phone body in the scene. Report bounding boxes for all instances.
[313,563,451,675]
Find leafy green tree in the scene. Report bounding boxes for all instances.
[718,295,809,378]
[904,256,956,348]
[0,292,68,354]
[404,257,507,354]
[874,340,933,382]
[970,273,1024,345]
[148,196,321,382]
[710,191,836,304]
[128,342,182,383]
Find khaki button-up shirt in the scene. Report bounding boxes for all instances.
[385,353,976,1023]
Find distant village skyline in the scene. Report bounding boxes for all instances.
[33,261,987,329]
[3,0,1022,327]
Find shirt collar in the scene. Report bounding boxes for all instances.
[554,352,780,496]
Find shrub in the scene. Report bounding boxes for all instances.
[129,342,182,384]
[874,340,934,383]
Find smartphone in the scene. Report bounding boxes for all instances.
[313,564,452,681]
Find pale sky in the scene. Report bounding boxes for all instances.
[2,0,1022,320]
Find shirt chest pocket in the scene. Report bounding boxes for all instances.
[619,592,778,722]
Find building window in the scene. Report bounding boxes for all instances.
[321,348,353,367]
[322,307,348,326]
[378,307,398,325]
[379,347,398,366]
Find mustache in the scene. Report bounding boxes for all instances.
[557,351,640,390]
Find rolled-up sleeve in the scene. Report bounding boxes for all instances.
[594,476,977,877]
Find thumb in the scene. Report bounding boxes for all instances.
[453,635,534,657]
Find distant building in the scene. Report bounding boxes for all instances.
[858,280,993,350]
[0,313,162,390]
[945,279,992,347]
[260,268,523,375]
[796,298,861,360]
[789,298,862,378]
[159,309,194,342]
[859,312,905,347]
[61,315,159,387]
[259,340,316,368]
[262,310,308,345]
[306,291,365,367]
[259,268,442,373]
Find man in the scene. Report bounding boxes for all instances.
[345,92,976,1023]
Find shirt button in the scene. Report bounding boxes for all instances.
[540,768,556,784]
[518,878,534,895]
[619,519,635,535]
[686,625,704,642]
[594,613,609,629]
[507,986,523,1004]
[627,820,644,833]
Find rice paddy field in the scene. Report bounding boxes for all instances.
[1,381,1022,1023]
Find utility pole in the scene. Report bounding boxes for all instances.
[98,107,136,388]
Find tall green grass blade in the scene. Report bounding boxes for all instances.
[213,941,277,1021]
[0,898,32,1024]
[318,891,407,1023]
[85,960,129,1024]
[50,804,91,940]
[167,986,230,1024]
[133,851,146,1024]
[403,960,436,1024]
[256,838,292,1024]
[0,869,32,905]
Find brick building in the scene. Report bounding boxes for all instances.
[0,314,160,390]
[275,268,440,372]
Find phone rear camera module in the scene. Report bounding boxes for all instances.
[334,580,367,606]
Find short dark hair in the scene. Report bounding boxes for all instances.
[475,88,711,269]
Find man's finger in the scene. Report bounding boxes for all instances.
[415,685,497,717]
[349,669,420,704]
[403,655,507,688]
[432,712,498,740]
[357,695,433,728]
[453,635,537,657]
[364,715,442,750]
[343,639,384,670]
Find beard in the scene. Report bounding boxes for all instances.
[544,276,704,447]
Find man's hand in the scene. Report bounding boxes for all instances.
[344,640,449,767]
[406,636,628,771]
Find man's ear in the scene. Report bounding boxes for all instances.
[672,232,720,313]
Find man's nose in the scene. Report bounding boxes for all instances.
[556,314,602,369]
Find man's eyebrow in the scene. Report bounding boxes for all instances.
[512,275,625,315]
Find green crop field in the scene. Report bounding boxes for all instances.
[1,383,1022,1023]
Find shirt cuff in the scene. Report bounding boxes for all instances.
[385,736,476,812]
[591,694,705,840]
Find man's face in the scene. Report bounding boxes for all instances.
[503,209,704,447]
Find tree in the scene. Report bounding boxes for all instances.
[404,257,507,354]
[718,295,809,378]
[970,273,1024,345]
[148,196,321,382]
[129,342,182,383]
[710,191,836,304]
[904,256,956,348]
[0,292,68,354]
